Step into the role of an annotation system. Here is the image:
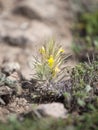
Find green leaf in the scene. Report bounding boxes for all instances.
[77,98,85,107]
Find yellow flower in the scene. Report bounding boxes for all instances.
[52,66,60,77]
[59,48,64,53]
[39,46,46,55]
[55,66,60,73]
[48,55,54,68]
[57,48,64,56]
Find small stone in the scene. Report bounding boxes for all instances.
[36,102,67,118]
[7,72,21,82]
[0,86,12,95]
[1,62,20,75]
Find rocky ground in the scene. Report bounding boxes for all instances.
[0,0,75,80]
[0,0,98,123]
[0,0,74,122]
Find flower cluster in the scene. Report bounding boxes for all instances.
[33,40,66,81]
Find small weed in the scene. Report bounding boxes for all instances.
[33,40,69,82]
[64,61,98,111]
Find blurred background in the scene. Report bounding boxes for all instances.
[0,0,98,78]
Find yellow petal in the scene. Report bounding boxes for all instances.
[52,67,60,77]
[56,48,64,56]
[48,55,54,68]
[55,66,60,73]
[59,48,64,53]
[39,46,45,54]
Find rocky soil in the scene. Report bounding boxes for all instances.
[0,0,74,121]
[0,0,75,80]
[0,0,98,122]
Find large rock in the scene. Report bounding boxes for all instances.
[13,0,58,20]
[35,103,67,118]
[12,0,73,49]
[0,18,53,46]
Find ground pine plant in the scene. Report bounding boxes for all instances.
[71,61,98,110]
[33,40,69,83]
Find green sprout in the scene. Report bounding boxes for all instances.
[33,40,69,82]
